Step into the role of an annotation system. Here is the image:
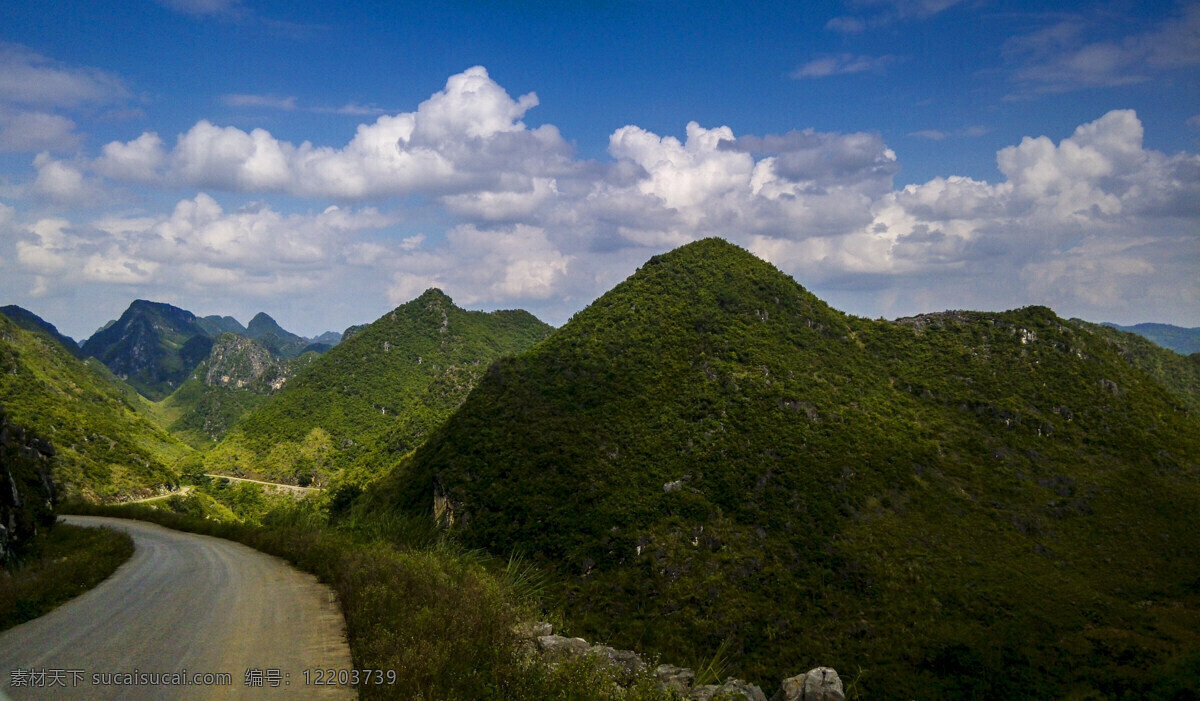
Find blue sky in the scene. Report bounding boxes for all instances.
[0,0,1197,340]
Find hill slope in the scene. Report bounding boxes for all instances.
[372,238,1200,699]
[157,333,318,447]
[0,314,187,500]
[0,305,82,358]
[206,289,552,486]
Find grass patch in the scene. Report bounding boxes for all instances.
[61,501,674,700]
[0,523,134,632]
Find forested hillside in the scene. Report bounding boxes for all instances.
[205,289,552,486]
[371,238,1200,699]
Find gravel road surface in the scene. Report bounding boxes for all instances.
[0,516,354,699]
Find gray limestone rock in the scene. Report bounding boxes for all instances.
[777,667,844,701]
[656,664,696,694]
[536,634,590,661]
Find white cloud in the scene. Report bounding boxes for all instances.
[791,54,896,79]
[1005,6,1200,95]
[386,223,571,306]
[155,0,242,16]
[31,153,100,203]
[909,126,990,141]
[93,132,167,181]
[11,193,395,296]
[0,43,128,108]
[5,67,1196,329]
[222,94,298,110]
[827,109,1200,320]
[0,109,81,152]
[825,16,866,33]
[98,67,575,201]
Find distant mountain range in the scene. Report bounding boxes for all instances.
[73,301,343,400]
[1102,322,1200,355]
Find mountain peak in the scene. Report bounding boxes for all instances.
[247,312,283,334]
[415,288,452,305]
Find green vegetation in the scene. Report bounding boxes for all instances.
[0,305,82,357]
[0,314,188,500]
[156,333,318,447]
[0,523,134,632]
[62,500,672,700]
[206,289,552,487]
[368,238,1200,699]
[1077,318,1200,415]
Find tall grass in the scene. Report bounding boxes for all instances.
[61,501,672,699]
[0,523,134,632]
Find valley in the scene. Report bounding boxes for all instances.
[2,238,1198,698]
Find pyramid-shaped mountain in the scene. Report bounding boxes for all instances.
[81,300,215,400]
[206,289,553,486]
[245,312,312,358]
[374,238,1200,698]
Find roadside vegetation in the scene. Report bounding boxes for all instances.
[61,498,674,700]
[0,523,134,632]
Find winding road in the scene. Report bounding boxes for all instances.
[0,516,354,700]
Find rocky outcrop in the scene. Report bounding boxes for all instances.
[775,667,844,701]
[691,678,768,700]
[0,407,57,563]
[203,334,288,389]
[515,621,840,701]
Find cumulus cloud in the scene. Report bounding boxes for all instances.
[95,67,575,201]
[10,193,394,297]
[830,109,1200,319]
[31,153,102,204]
[93,132,167,181]
[386,224,571,306]
[791,54,896,78]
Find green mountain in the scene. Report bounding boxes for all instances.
[0,305,82,358]
[80,300,214,400]
[0,314,187,500]
[158,333,319,447]
[245,312,311,359]
[205,289,553,487]
[371,238,1200,699]
[1103,322,1200,356]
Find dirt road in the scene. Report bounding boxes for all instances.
[0,516,354,699]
